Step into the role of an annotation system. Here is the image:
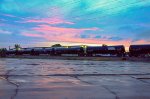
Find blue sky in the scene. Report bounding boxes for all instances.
[0,0,150,49]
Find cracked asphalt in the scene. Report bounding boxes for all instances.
[0,58,150,99]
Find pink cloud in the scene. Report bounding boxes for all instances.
[131,40,150,45]
[21,32,42,38]
[22,24,150,48]
[21,24,101,43]
[25,17,74,25]
[32,25,99,41]
[21,24,134,47]
[22,25,150,48]
[33,24,98,32]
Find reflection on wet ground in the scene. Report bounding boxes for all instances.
[0,58,150,99]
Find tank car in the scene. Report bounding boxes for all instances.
[129,44,150,57]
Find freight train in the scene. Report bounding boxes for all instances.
[6,45,125,57]
[6,44,150,57]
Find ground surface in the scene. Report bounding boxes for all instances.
[0,58,150,99]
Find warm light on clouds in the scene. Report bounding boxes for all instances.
[22,24,100,42]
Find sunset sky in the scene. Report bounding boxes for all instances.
[0,0,150,50]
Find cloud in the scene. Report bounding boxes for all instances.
[135,30,150,41]
[87,0,150,15]
[108,37,124,41]
[1,13,17,18]
[135,23,150,28]
[131,39,150,45]
[32,25,99,40]
[20,24,133,47]
[21,32,42,38]
[0,23,5,26]
[0,29,12,35]
[21,24,99,42]
[25,17,74,25]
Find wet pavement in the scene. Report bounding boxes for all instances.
[0,58,150,99]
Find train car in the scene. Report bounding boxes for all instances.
[45,47,55,55]
[21,47,51,56]
[107,45,125,57]
[6,49,24,55]
[86,46,108,56]
[129,44,150,57]
[7,48,44,56]
[30,47,46,55]
[6,49,16,55]
[86,45,125,57]
[54,47,84,56]
[53,47,67,56]
[21,48,33,55]
[66,47,85,56]
[15,49,24,55]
